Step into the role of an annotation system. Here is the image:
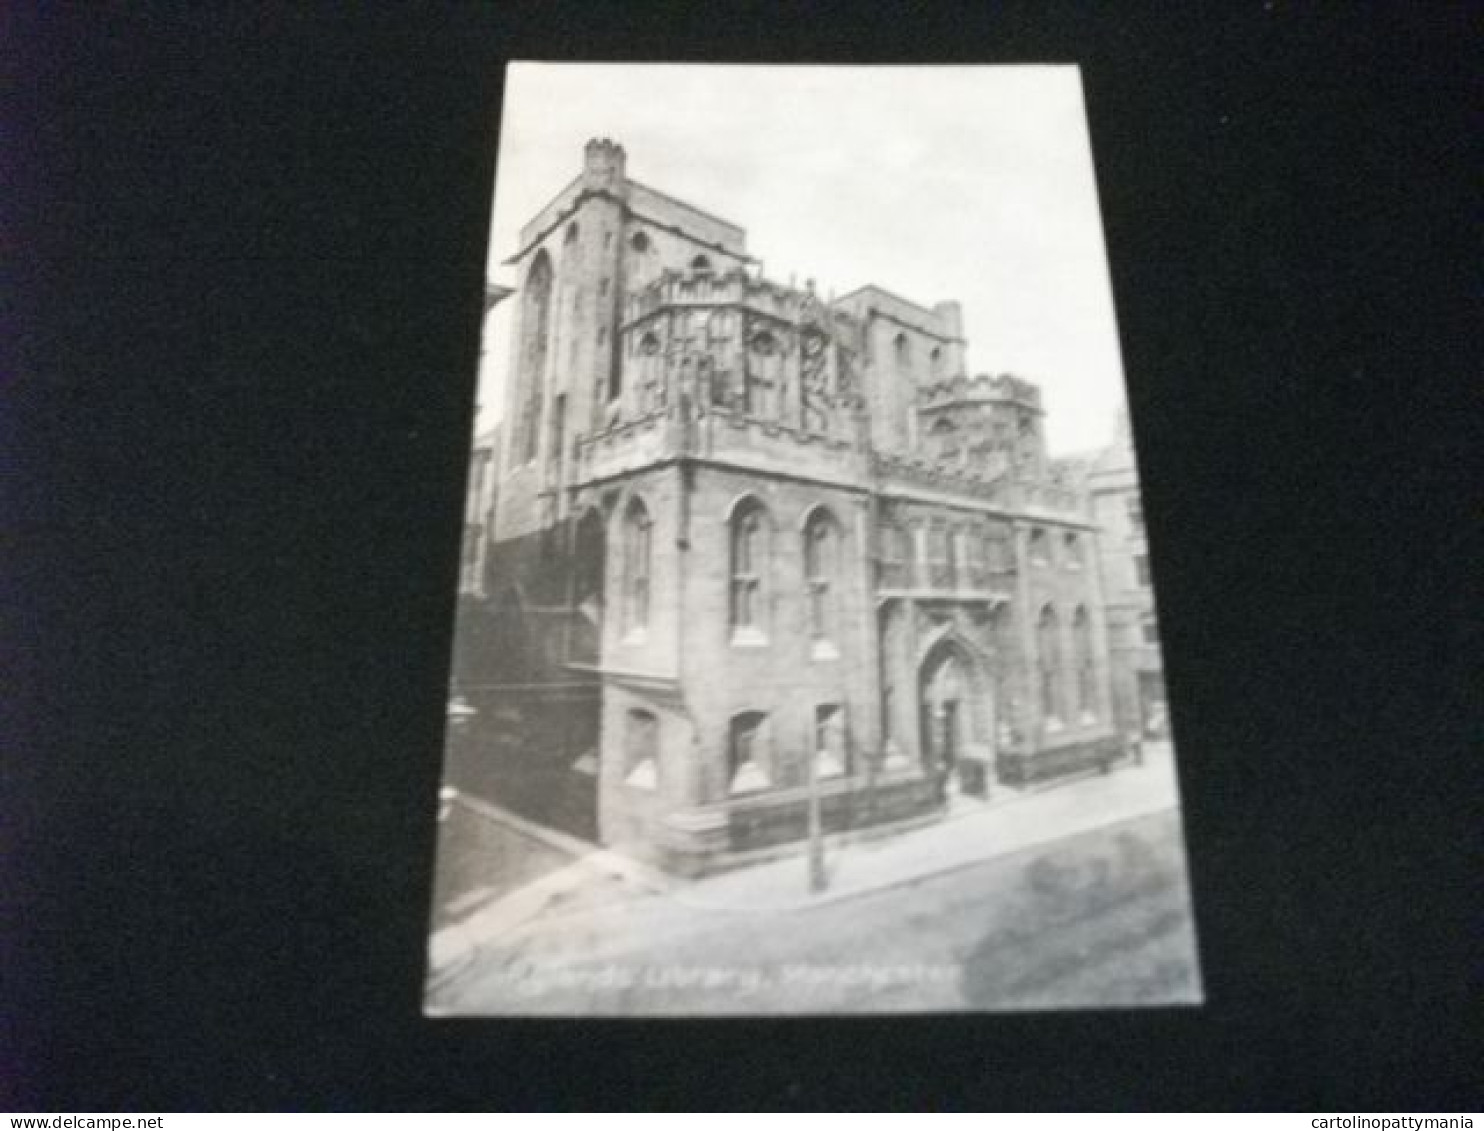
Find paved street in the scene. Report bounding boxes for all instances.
[429,806,1201,1015]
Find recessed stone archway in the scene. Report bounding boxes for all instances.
[916,630,997,795]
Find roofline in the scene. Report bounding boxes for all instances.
[833,283,941,316]
[503,180,753,268]
[627,178,746,241]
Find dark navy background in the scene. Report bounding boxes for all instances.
[7,2,1477,1110]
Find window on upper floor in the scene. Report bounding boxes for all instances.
[516,249,554,466]
[622,497,652,637]
[1028,527,1050,567]
[730,499,770,641]
[893,331,911,369]
[629,230,650,253]
[1135,553,1151,588]
[803,508,841,652]
[877,522,908,588]
[966,528,991,588]
[987,526,1014,573]
[1064,532,1083,569]
[1142,619,1160,645]
[926,523,952,589]
[690,254,713,275]
[947,527,966,589]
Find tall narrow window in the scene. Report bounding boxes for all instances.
[893,331,911,370]
[947,526,964,589]
[927,523,951,589]
[547,393,566,474]
[878,522,906,588]
[517,250,553,464]
[804,508,840,649]
[966,528,990,588]
[1038,604,1061,725]
[728,711,770,793]
[1073,605,1095,720]
[988,525,1013,573]
[1134,553,1151,588]
[622,497,652,636]
[730,499,768,639]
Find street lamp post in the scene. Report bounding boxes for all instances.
[806,719,826,894]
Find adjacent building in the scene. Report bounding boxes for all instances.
[1085,412,1168,740]
[451,138,1129,874]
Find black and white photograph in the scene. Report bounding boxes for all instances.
[14,1,1477,1110]
[425,63,1201,1016]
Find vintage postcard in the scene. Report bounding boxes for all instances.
[425,63,1200,1015]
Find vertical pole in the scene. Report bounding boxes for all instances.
[806,713,826,894]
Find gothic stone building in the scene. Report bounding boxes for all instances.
[458,138,1124,875]
[1085,413,1168,741]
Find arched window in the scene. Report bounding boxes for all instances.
[745,330,779,418]
[893,331,911,369]
[622,498,652,635]
[1064,532,1083,569]
[1073,605,1095,720]
[516,250,554,464]
[728,711,770,793]
[564,221,580,245]
[623,709,659,790]
[803,508,840,647]
[1038,604,1061,725]
[690,254,712,275]
[730,499,769,639]
[930,345,943,377]
[1028,527,1050,566]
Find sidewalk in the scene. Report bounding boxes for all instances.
[426,741,1183,989]
[668,739,1181,913]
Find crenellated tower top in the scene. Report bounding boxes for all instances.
[582,137,627,188]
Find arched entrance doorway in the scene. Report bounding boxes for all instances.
[918,637,995,798]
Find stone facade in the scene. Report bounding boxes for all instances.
[1084,413,1168,741]
[461,139,1126,875]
